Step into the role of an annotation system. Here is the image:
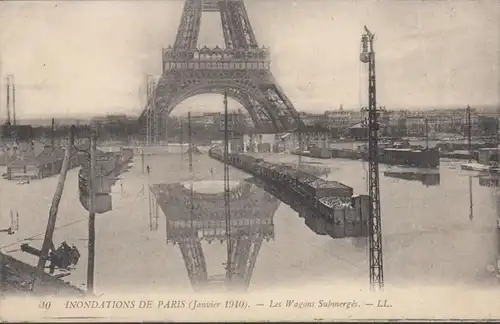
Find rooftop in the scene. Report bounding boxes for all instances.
[309,179,352,190]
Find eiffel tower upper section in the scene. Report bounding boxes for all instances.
[142,0,299,134]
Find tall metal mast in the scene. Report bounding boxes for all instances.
[424,118,429,150]
[466,105,474,220]
[360,26,384,290]
[51,118,55,150]
[223,89,232,283]
[11,75,15,126]
[5,76,10,125]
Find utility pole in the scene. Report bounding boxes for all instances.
[360,26,384,291]
[51,118,55,150]
[297,116,302,167]
[466,105,474,221]
[466,105,472,155]
[494,106,500,148]
[32,126,75,291]
[146,109,150,146]
[144,75,154,146]
[5,76,10,125]
[223,89,232,284]
[11,76,15,126]
[424,118,429,150]
[87,122,98,295]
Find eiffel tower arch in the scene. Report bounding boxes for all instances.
[140,0,299,142]
[150,180,280,291]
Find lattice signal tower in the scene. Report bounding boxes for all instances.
[360,26,384,290]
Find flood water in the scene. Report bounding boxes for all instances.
[0,146,498,293]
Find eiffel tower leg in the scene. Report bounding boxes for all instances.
[178,242,195,284]
[229,234,263,290]
[226,237,242,285]
[174,0,202,50]
[178,240,207,289]
[231,237,251,287]
[242,236,263,287]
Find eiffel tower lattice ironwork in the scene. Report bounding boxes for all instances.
[140,0,299,143]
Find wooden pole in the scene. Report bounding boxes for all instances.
[32,126,75,292]
[6,77,10,125]
[12,77,15,126]
[87,123,97,295]
[467,106,472,155]
[466,106,474,220]
[425,118,429,150]
[297,116,302,167]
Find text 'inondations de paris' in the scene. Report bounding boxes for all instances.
[64,299,249,311]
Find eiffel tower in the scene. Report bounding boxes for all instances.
[140,0,299,143]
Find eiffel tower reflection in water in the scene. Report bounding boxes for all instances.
[150,179,279,291]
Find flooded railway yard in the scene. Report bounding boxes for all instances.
[0,146,498,293]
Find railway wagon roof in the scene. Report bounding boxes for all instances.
[319,196,352,208]
[280,166,299,176]
[295,171,319,183]
[258,161,274,169]
[238,154,257,162]
[309,179,352,189]
[269,163,287,172]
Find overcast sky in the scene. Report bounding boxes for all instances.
[0,0,498,118]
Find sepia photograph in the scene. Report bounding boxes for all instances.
[0,0,499,321]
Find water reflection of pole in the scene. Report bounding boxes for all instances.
[468,176,474,221]
[467,105,474,220]
[188,112,194,229]
[180,120,184,163]
[188,112,193,173]
[223,89,232,283]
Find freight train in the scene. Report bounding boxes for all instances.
[208,147,370,238]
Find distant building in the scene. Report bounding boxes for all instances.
[0,125,34,143]
[275,124,333,153]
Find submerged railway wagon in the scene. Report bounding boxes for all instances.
[208,149,369,239]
